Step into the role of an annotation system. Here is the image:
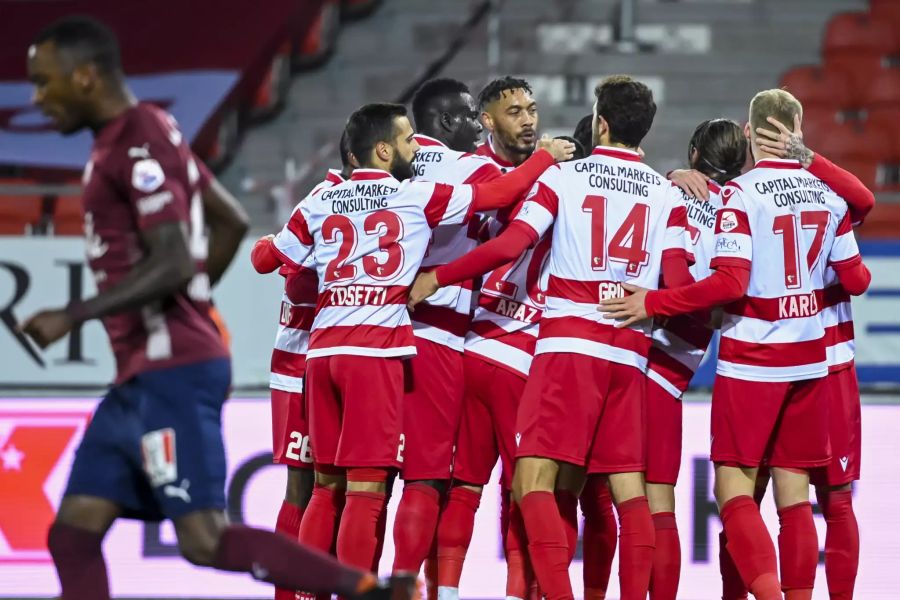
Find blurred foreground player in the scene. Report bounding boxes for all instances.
[21,16,413,600]
[601,90,872,600]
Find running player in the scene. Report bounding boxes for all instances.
[254,102,573,574]
[411,76,695,600]
[21,16,411,600]
[600,89,872,600]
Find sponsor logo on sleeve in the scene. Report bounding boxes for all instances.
[136,191,174,216]
[132,159,166,193]
[719,210,739,232]
[716,237,741,253]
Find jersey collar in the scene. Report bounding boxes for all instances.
[708,180,722,194]
[754,158,803,170]
[324,169,345,185]
[349,168,395,181]
[475,135,516,168]
[414,134,447,148]
[591,145,642,162]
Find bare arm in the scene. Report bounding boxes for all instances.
[203,178,250,285]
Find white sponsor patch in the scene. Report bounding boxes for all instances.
[719,210,738,232]
[136,191,174,216]
[132,158,166,193]
[715,237,741,253]
[141,428,178,487]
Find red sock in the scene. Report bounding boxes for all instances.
[615,496,655,600]
[519,491,573,600]
[649,512,680,600]
[47,523,111,600]
[581,478,616,600]
[298,486,341,553]
[718,530,748,600]
[337,490,386,570]
[436,487,481,588]
[274,501,305,600]
[555,490,579,565]
[720,496,781,600]
[214,524,367,595]
[817,489,858,600]
[778,501,817,600]
[424,540,438,600]
[393,482,441,573]
[506,500,535,599]
[372,489,389,572]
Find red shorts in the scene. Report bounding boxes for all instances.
[453,354,526,489]
[401,338,465,480]
[711,375,831,469]
[270,388,313,469]
[644,377,683,485]
[306,355,405,469]
[811,367,861,486]
[517,353,646,474]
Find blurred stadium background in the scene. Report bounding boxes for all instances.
[1,0,899,598]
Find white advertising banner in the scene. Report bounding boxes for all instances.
[0,397,897,598]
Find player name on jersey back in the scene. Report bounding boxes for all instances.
[710,159,860,382]
[514,146,690,372]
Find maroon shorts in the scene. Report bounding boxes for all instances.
[644,377,683,485]
[711,375,831,469]
[453,354,526,489]
[306,355,405,469]
[270,388,313,469]
[517,353,646,474]
[400,338,465,480]
[811,367,861,486]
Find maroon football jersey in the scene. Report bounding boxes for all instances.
[81,103,228,384]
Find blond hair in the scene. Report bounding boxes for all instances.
[749,89,803,134]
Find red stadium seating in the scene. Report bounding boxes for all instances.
[780,65,857,111]
[870,0,900,50]
[52,194,84,236]
[863,69,900,122]
[823,12,893,88]
[815,120,892,190]
[799,107,842,150]
[0,180,42,235]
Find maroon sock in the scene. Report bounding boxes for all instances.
[649,512,680,600]
[299,486,341,553]
[718,530,748,600]
[47,522,111,600]
[778,501,817,600]
[615,496,655,600]
[720,496,781,600]
[392,482,441,573]
[581,478,616,600]
[520,491,573,600]
[337,491,386,571]
[817,489,858,600]
[436,486,481,588]
[371,488,391,572]
[506,500,535,599]
[274,501,305,600]
[555,490,579,565]
[213,524,365,595]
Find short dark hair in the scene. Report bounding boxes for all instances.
[689,118,747,185]
[554,135,586,161]
[411,78,471,127]
[33,16,122,76]
[594,76,656,148]
[339,128,353,170]
[478,76,533,110]
[345,103,408,165]
[573,114,593,152]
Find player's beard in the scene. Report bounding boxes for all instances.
[389,152,415,181]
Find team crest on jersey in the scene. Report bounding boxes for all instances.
[719,210,738,232]
[722,186,736,204]
[132,158,166,193]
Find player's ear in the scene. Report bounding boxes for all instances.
[743,121,751,139]
[480,111,493,133]
[439,111,455,134]
[375,140,392,163]
[71,63,96,94]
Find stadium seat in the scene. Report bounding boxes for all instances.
[815,120,891,190]
[780,65,856,112]
[862,69,900,122]
[52,194,83,236]
[823,12,893,88]
[800,107,842,150]
[0,179,43,235]
[870,0,900,51]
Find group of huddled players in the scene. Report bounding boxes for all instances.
[18,14,874,600]
[251,70,873,600]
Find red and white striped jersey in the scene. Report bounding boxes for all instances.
[711,158,861,382]
[822,260,857,373]
[464,147,548,378]
[515,146,690,371]
[272,168,475,359]
[647,182,722,397]
[269,170,343,392]
[411,134,501,350]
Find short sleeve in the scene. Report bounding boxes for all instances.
[710,184,753,270]
[828,212,862,269]
[662,188,690,260]
[423,182,475,228]
[513,166,560,238]
[273,205,314,267]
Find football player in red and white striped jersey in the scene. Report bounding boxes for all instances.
[412,76,695,600]
[256,102,572,574]
[601,90,872,600]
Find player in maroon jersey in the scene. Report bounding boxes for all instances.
[20,16,414,600]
